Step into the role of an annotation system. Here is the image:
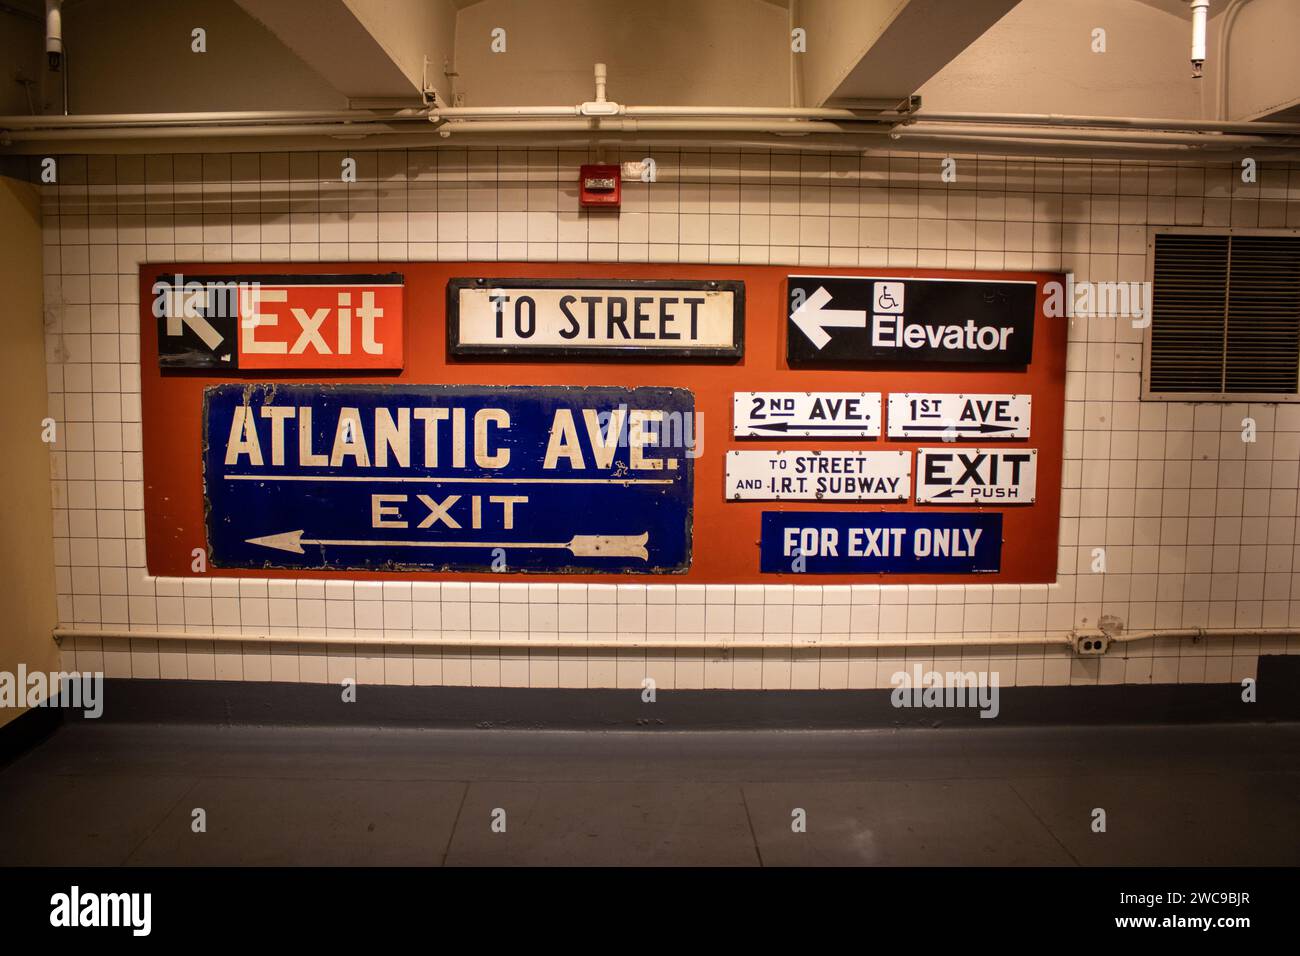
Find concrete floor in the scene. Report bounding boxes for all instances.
[0,721,1297,866]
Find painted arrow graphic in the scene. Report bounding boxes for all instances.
[790,286,867,350]
[748,421,873,432]
[900,422,1020,434]
[165,307,224,350]
[246,530,650,560]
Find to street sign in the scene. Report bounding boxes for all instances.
[204,384,695,573]
[733,391,881,438]
[155,273,404,370]
[448,278,744,359]
[725,450,909,501]
[887,393,1032,439]
[786,275,1036,367]
[760,512,1003,574]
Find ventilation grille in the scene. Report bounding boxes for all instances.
[1149,232,1300,396]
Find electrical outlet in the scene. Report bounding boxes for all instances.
[1072,631,1111,655]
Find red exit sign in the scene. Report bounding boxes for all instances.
[153,272,404,370]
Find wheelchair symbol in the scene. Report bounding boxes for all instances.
[873,282,904,314]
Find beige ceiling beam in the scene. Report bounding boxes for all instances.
[233,0,456,101]
[795,0,1021,107]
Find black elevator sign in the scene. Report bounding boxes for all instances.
[786,275,1037,367]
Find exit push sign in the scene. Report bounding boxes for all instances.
[153,273,404,371]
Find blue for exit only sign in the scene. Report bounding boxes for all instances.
[204,384,694,573]
[759,512,1003,574]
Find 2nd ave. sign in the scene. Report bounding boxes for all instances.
[448,278,744,359]
[786,275,1037,367]
[733,391,881,438]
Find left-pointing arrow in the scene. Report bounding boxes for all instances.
[245,530,307,553]
[246,530,651,561]
[748,421,873,432]
[790,285,867,350]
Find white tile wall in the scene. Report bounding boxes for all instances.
[39,148,1300,689]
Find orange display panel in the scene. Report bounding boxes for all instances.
[140,262,1066,584]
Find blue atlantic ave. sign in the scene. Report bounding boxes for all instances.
[204,384,695,573]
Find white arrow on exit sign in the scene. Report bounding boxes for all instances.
[246,529,651,560]
[789,285,867,349]
[163,294,225,350]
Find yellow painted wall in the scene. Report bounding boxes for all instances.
[0,175,58,728]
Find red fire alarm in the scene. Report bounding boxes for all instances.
[579,164,621,208]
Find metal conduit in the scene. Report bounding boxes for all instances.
[52,626,1287,652]
[0,109,431,128]
[5,107,1300,153]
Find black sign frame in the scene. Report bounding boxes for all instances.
[785,275,1037,368]
[447,277,746,361]
[155,271,405,371]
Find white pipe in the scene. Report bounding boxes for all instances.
[0,134,971,158]
[594,62,607,103]
[432,118,1287,146]
[425,105,1300,134]
[6,113,1299,160]
[789,0,802,108]
[54,626,1284,652]
[1,118,871,144]
[436,118,852,133]
[5,129,1295,163]
[44,0,62,68]
[899,122,1287,146]
[6,130,1295,164]
[883,135,1275,160]
[0,109,429,127]
[428,105,582,119]
[1,122,433,141]
[1191,0,1210,77]
[905,136,1296,161]
[427,104,1294,131]
[626,105,896,120]
[53,626,1071,651]
[909,109,1300,135]
[430,105,895,121]
[1085,626,1296,645]
[8,106,1300,138]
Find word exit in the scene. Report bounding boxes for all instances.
[916,448,1038,504]
[154,273,404,370]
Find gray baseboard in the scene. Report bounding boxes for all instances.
[62,655,1300,729]
[0,706,63,766]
